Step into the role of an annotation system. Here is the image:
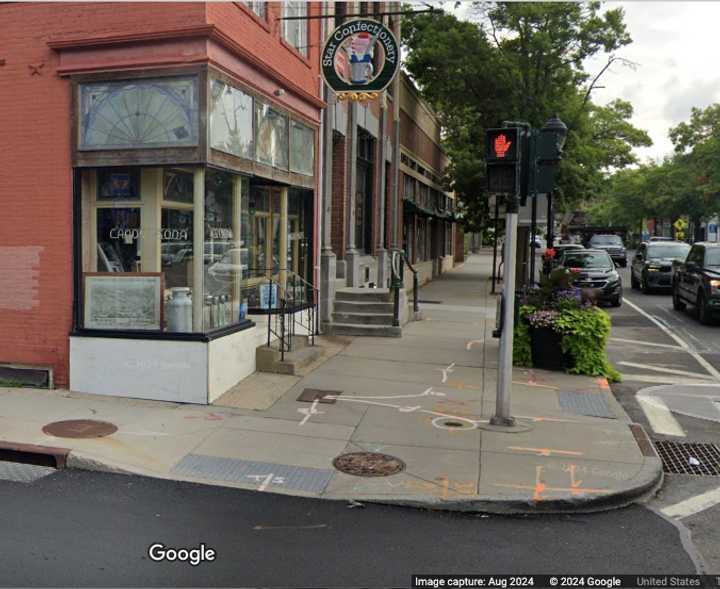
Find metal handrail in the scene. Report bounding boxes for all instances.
[286,271,319,347]
[402,252,420,314]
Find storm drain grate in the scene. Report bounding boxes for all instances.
[333,452,405,477]
[558,391,616,418]
[171,454,335,493]
[418,300,443,304]
[0,460,55,484]
[654,441,720,476]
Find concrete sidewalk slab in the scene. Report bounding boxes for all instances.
[0,254,661,514]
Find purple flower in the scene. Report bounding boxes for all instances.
[526,309,560,329]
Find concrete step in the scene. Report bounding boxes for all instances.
[334,300,394,314]
[332,312,394,326]
[336,288,391,303]
[324,322,402,338]
[256,344,323,376]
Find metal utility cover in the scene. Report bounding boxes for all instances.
[171,454,334,493]
[0,460,55,484]
[333,452,406,477]
[558,391,616,418]
[42,419,118,439]
[654,441,720,476]
[297,388,341,404]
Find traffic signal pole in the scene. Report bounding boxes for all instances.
[491,191,519,427]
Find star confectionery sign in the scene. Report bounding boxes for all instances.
[321,19,400,102]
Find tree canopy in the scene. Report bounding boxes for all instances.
[401,2,651,229]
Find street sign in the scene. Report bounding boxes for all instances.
[674,218,688,231]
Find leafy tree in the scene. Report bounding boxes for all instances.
[401,2,648,230]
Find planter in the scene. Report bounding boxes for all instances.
[529,326,574,371]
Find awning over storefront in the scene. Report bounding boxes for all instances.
[403,197,458,221]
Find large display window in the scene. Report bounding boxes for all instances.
[79,166,252,335]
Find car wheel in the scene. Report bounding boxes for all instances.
[698,292,713,325]
[672,285,686,311]
[611,294,622,307]
[620,260,627,268]
[631,271,639,290]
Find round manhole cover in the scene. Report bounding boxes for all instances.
[333,452,406,477]
[42,419,118,439]
[432,416,477,430]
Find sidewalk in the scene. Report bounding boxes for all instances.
[0,254,662,513]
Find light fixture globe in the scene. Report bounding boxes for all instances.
[541,114,568,151]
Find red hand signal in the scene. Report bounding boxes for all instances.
[494,134,512,158]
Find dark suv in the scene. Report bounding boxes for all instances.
[588,234,627,267]
[672,243,720,324]
[631,241,690,293]
[559,249,623,307]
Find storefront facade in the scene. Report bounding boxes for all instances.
[399,73,458,287]
[1,2,322,403]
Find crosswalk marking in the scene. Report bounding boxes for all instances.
[619,361,715,380]
[637,395,686,437]
[661,486,720,519]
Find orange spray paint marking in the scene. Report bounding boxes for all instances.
[598,378,610,390]
[512,380,559,390]
[533,466,546,501]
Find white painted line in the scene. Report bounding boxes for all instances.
[622,298,720,383]
[610,337,683,351]
[258,473,274,492]
[622,374,714,386]
[466,339,483,351]
[661,486,720,519]
[637,395,686,437]
[619,361,715,380]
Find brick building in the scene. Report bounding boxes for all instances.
[0,2,323,402]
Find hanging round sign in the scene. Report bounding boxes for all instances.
[321,19,400,98]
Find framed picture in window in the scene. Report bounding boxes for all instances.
[97,168,141,200]
[84,272,164,331]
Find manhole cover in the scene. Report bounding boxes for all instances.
[433,417,477,430]
[654,440,720,476]
[42,420,117,439]
[332,452,405,477]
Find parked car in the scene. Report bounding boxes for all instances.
[587,234,627,267]
[672,242,720,324]
[559,249,623,307]
[531,235,547,252]
[631,241,691,293]
[649,236,674,242]
[551,244,585,268]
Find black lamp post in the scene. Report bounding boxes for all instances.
[538,114,567,266]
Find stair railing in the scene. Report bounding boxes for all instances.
[285,271,319,347]
[402,252,420,315]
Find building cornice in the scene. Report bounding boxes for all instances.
[48,24,325,110]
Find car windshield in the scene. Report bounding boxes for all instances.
[563,252,613,269]
[647,244,690,260]
[706,249,720,266]
[590,235,622,245]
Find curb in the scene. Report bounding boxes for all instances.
[0,440,70,469]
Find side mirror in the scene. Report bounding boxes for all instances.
[614,261,621,268]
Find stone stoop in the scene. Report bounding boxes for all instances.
[255,335,323,376]
[323,288,403,337]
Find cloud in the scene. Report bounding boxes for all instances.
[662,79,720,125]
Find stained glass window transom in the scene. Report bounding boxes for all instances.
[79,77,199,150]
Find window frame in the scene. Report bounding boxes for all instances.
[282,1,309,60]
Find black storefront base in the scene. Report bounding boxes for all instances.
[70,318,255,343]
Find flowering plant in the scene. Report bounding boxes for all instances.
[525,309,560,329]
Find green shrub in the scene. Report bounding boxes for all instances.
[554,307,622,382]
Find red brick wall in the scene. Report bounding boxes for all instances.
[399,110,444,172]
[331,133,347,258]
[0,2,320,387]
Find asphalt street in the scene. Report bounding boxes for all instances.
[0,469,702,587]
[606,259,720,573]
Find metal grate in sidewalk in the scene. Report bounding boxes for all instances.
[171,454,335,493]
[558,391,616,418]
[0,460,56,484]
[654,441,720,476]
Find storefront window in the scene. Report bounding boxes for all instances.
[255,102,289,169]
[445,222,453,256]
[290,121,315,176]
[210,79,254,160]
[204,170,249,330]
[79,77,199,150]
[80,166,253,335]
[416,219,427,262]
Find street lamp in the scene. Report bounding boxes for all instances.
[541,114,568,152]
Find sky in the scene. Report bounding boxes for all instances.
[440,1,720,164]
